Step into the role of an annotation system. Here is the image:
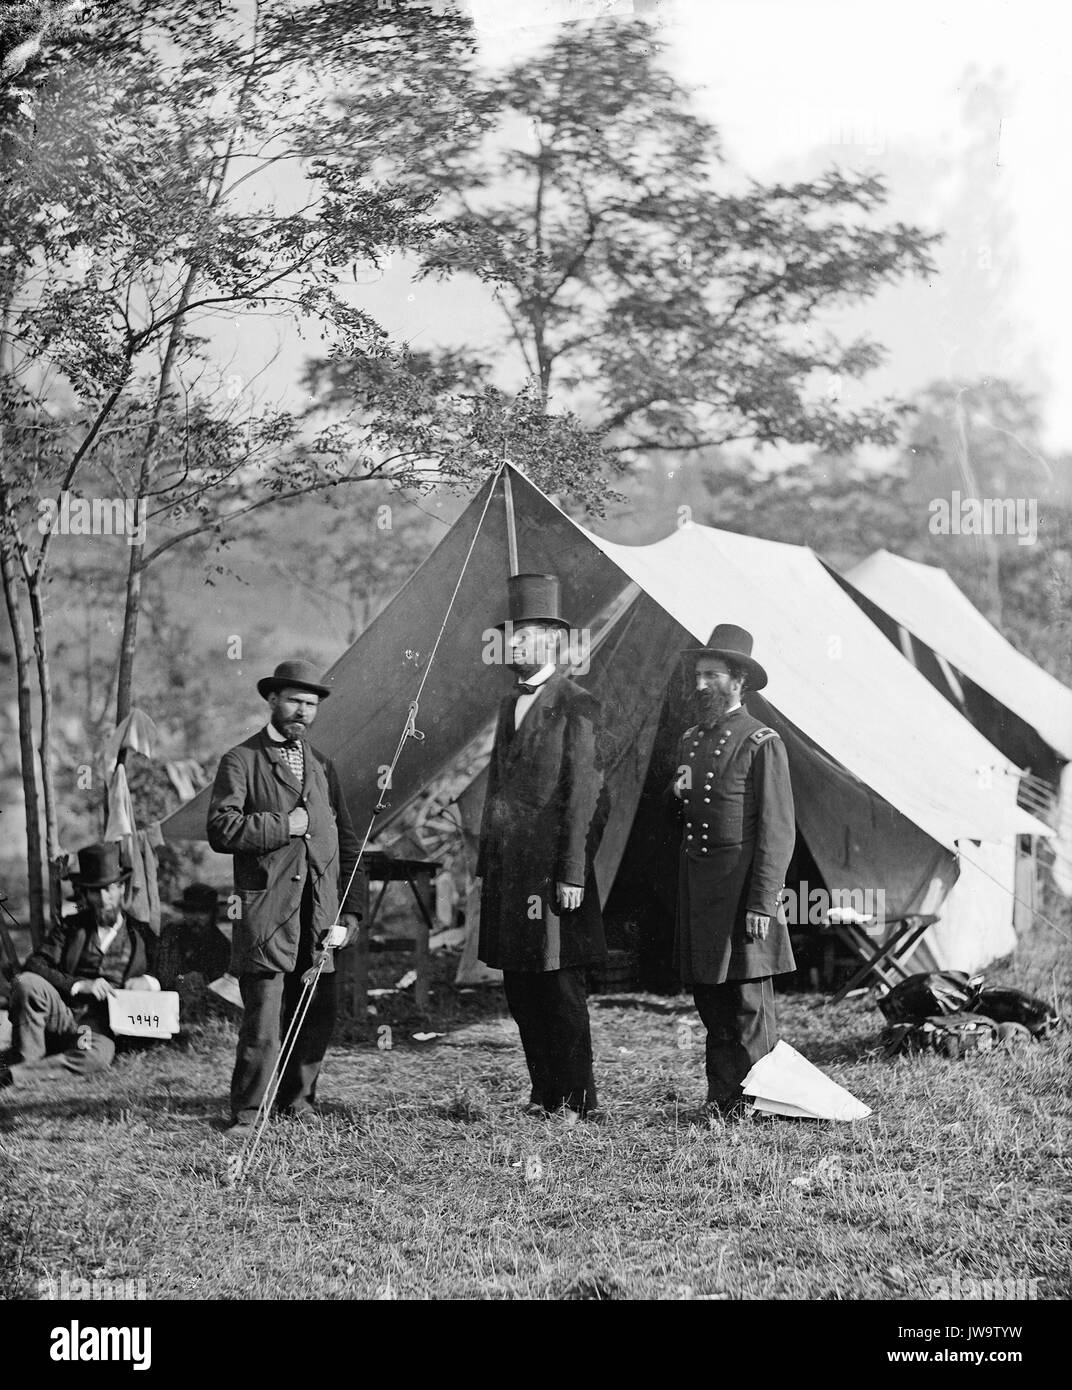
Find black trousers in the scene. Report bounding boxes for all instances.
[502,967,597,1115]
[230,884,336,1124]
[692,976,777,1106]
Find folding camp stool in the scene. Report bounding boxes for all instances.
[824,910,940,1005]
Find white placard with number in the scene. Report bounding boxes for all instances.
[108,990,180,1039]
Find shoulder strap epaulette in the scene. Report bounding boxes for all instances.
[749,726,778,745]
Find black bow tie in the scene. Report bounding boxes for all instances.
[516,682,540,696]
[281,739,302,750]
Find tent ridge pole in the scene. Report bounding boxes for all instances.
[502,465,519,578]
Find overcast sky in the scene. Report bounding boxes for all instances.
[226,0,1072,459]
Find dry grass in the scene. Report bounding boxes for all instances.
[1,919,1070,1302]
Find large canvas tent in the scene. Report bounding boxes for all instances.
[163,467,1047,981]
[839,550,1072,897]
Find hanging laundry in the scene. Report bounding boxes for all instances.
[103,708,160,770]
[123,823,164,935]
[103,763,136,841]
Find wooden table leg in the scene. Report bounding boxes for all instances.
[336,873,370,1026]
[409,869,434,1013]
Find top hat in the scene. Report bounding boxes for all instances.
[256,659,332,701]
[685,623,768,691]
[69,842,132,888]
[494,573,572,632]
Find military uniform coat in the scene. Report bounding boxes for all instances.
[477,673,608,972]
[207,731,362,975]
[673,705,796,985]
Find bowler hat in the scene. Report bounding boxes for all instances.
[685,623,769,691]
[69,842,132,888]
[256,659,332,701]
[494,573,572,632]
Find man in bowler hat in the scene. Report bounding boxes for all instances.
[477,574,608,1124]
[1,842,160,1091]
[208,659,362,1135]
[672,625,796,1118]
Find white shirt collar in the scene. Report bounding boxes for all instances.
[97,911,126,944]
[265,722,289,743]
[518,663,556,691]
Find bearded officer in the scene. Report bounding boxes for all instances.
[672,625,796,1119]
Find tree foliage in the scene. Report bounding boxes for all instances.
[320,17,939,463]
[0,1,487,931]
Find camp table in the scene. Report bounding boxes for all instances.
[825,911,940,1004]
[335,852,440,1021]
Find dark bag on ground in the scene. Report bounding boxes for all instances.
[975,986,1060,1037]
[878,971,983,1024]
[884,1011,1000,1059]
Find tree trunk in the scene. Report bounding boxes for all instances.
[114,266,198,725]
[115,545,145,728]
[0,528,46,946]
[0,296,47,943]
[26,573,63,926]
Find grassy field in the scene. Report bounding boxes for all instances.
[1,919,1070,1302]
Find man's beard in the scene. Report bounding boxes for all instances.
[271,711,307,740]
[96,901,121,927]
[508,657,540,678]
[695,687,733,725]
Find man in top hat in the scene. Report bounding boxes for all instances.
[672,625,796,1118]
[0,842,160,1092]
[208,659,362,1135]
[477,574,609,1124]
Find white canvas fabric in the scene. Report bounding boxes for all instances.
[846,550,1072,761]
[911,838,1019,972]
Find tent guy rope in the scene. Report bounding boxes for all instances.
[228,462,509,1183]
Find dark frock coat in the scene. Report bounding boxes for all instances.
[207,731,362,974]
[673,705,797,986]
[477,673,608,973]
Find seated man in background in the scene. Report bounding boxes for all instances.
[0,843,159,1092]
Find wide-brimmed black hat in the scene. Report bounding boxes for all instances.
[256,659,332,701]
[494,573,572,632]
[685,623,768,691]
[69,842,132,888]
